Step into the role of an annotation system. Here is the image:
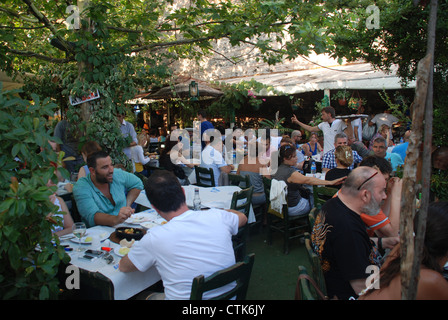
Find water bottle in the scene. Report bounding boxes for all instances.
[310,160,316,175]
[193,188,201,211]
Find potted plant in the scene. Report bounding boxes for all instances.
[348,96,367,111]
[289,96,303,111]
[332,90,350,106]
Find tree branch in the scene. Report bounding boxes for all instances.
[7,48,72,64]
[21,0,72,52]
[0,6,39,23]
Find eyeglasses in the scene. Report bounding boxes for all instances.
[357,171,379,190]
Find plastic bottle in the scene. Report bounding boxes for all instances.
[193,187,201,211]
[310,160,316,175]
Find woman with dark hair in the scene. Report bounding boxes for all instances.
[360,201,448,300]
[272,145,345,216]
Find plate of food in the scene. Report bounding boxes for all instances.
[114,246,131,257]
[125,214,152,224]
[115,227,145,241]
[70,231,109,244]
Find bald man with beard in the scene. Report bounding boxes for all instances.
[311,166,399,299]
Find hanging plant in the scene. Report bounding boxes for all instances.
[347,91,367,111]
[332,90,350,106]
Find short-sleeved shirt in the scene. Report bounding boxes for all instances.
[128,208,239,300]
[73,169,143,227]
[385,152,404,172]
[318,120,347,154]
[200,145,226,186]
[120,120,138,159]
[272,164,302,207]
[311,196,382,299]
[200,121,214,149]
[322,148,362,171]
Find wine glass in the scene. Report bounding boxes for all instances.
[72,222,87,252]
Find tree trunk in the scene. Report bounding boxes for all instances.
[400,0,438,300]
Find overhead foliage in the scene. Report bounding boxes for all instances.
[323,0,448,146]
[0,0,352,166]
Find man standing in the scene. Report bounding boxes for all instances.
[322,133,363,173]
[311,166,398,299]
[117,113,138,159]
[291,106,347,154]
[54,117,83,173]
[119,170,247,300]
[371,137,404,172]
[73,151,143,227]
[197,109,214,150]
[369,109,398,140]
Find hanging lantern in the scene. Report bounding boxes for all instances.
[189,81,199,101]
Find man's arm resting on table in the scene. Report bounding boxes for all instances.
[93,206,135,227]
[119,255,138,272]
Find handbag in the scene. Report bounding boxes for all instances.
[297,185,311,199]
[294,273,329,300]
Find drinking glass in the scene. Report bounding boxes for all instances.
[72,222,87,252]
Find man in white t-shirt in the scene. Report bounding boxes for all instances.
[199,129,234,186]
[291,106,347,154]
[369,110,398,140]
[119,170,247,300]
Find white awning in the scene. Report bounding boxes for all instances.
[219,63,415,95]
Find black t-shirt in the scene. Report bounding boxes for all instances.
[311,196,382,299]
[325,168,351,189]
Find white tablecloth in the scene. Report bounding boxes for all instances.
[61,225,161,300]
[135,185,256,223]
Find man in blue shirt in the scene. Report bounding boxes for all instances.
[197,109,214,150]
[392,130,411,162]
[73,151,144,227]
[372,137,404,173]
[117,113,138,159]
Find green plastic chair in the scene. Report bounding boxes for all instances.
[195,166,216,187]
[190,253,255,300]
[295,265,329,300]
[262,177,309,254]
[228,173,251,188]
[231,186,254,261]
[312,185,338,209]
[304,232,327,297]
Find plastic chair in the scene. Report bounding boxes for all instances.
[262,177,309,254]
[69,194,83,223]
[231,186,254,261]
[308,207,319,231]
[228,173,251,188]
[294,265,327,300]
[304,232,327,297]
[195,166,216,187]
[190,253,255,300]
[312,185,338,209]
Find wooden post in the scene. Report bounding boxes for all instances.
[400,0,438,300]
[399,53,431,299]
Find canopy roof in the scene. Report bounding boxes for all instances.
[219,62,415,95]
[143,77,223,99]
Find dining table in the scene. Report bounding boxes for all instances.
[134,185,256,224]
[59,208,164,300]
